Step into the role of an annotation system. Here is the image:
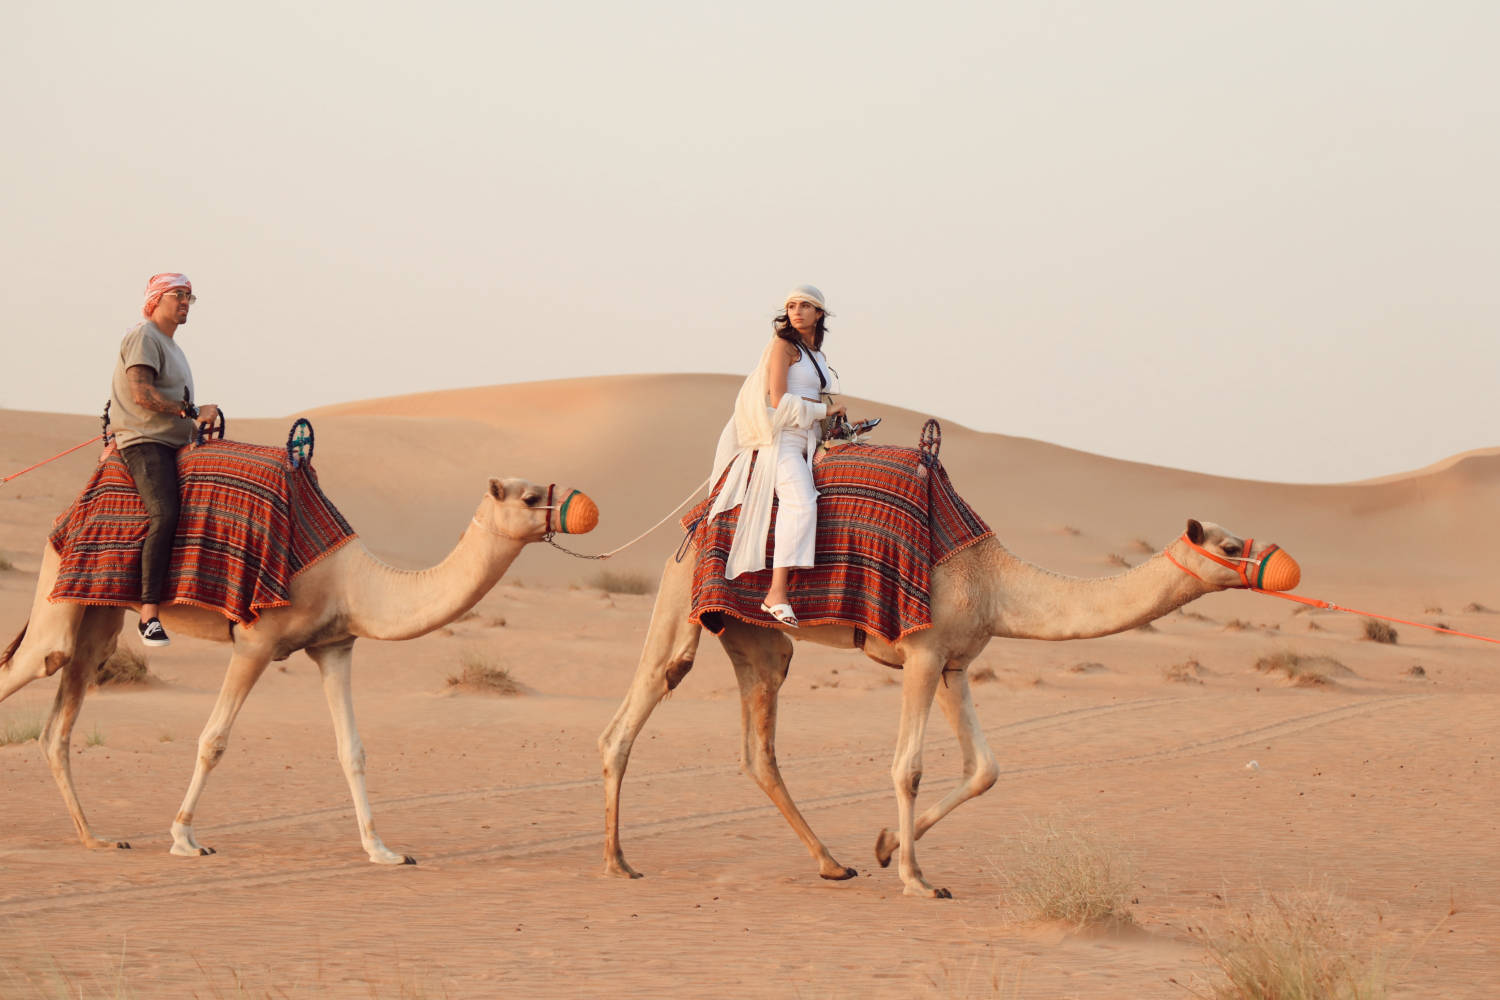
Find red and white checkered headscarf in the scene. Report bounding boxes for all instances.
[143,273,192,317]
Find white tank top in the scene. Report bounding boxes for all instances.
[785,346,828,401]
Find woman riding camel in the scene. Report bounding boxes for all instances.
[707,284,851,628]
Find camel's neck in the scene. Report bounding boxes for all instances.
[343,521,524,641]
[976,540,1210,641]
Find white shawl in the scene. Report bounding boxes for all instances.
[708,338,828,580]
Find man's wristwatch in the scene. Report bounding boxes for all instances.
[180,401,200,420]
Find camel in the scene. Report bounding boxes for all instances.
[1,475,596,864]
[599,517,1298,897]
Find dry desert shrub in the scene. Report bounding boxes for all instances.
[588,568,655,595]
[922,954,1028,999]
[0,552,15,571]
[1000,816,1136,928]
[1066,661,1107,674]
[1129,537,1155,553]
[1223,619,1253,632]
[1164,658,1206,684]
[969,666,998,683]
[1182,888,1391,1000]
[95,646,155,687]
[1105,553,1131,568]
[446,651,523,695]
[1462,601,1494,613]
[1255,651,1354,687]
[1,714,42,746]
[1361,619,1398,644]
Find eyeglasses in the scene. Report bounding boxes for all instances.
[166,290,197,304]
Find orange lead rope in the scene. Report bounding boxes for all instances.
[1247,588,1500,645]
[1166,532,1500,646]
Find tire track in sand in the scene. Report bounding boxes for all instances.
[0,693,1427,916]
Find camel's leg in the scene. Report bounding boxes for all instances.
[875,663,998,869]
[885,649,951,898]
[722,622,856,881]
[0,559,87,702]
[598,552,703,878]
[39,607,130,850]
[306,640,413,865]
[169,647,274,857]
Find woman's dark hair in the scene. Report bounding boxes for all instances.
[773,310,828,352]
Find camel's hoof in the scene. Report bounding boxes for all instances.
[402,855,417,865]
[199,847,215,856]
[875,828,897,868]
[935,887,953,899]
[820,866,858,881]
[116,841,132,850]
[604,859,643,879]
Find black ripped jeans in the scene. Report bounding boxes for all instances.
[120,442,181,605]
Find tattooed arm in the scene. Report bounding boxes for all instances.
[126,365,187,416]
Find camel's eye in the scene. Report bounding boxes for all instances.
[1222,541,1242,557]
[523,494,541,507]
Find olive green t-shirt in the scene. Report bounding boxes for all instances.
[109,321,196,449]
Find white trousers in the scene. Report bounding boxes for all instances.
[771,426,818,569]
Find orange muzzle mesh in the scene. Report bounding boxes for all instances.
[1253,545,1301,591]
[551,488,599,535]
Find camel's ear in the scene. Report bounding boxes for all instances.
[1185,518,1204,544]
[488,478,505,501]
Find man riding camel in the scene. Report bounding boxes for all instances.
[108,272,220,647]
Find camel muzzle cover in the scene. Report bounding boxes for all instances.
[1255,546,1301,591]
[554,489,599,534]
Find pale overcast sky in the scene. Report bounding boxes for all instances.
[4,1,1495,483]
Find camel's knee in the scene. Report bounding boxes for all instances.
[742,748,782,790]
[198,737,231,768]
[338,744,367,776]
[43,649,72,678]
[892,762,923,798]
[664,654,695,692]
[971,757,1000,795]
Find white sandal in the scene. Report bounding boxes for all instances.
[759,601,800,628]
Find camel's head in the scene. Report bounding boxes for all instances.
[1173,519,1301,592]
[481,478,599,541]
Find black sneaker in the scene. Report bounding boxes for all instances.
[139,617,171,648]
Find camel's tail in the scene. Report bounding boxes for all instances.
[1,622,27,668]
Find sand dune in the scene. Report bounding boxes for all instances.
[1,378,1496,997]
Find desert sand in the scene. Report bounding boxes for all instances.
[1,376,1496,998]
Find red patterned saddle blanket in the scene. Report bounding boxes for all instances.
[684,444,992,642]
[48,440,357,626]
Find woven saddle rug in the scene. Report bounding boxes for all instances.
[48,440,356,626]
[684,444,992,642]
